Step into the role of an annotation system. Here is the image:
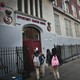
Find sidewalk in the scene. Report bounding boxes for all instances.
[26,67,54,80]
[59,58,80,80]
[27,58,80,80]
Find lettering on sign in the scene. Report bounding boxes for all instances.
[17,15,46,25]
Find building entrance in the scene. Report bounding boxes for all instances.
[23,27,41,72]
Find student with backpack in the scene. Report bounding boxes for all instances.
[33,47,45,80]
[51,48,60,80]
[33,47,40,80]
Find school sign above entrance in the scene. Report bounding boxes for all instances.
[17,15,46,26]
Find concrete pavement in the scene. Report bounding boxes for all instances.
[27,58,80,80]
[59,58,80,80]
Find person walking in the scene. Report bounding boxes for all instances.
[51,48,60,80]
[33,47,41,80]
[46,49,52,67]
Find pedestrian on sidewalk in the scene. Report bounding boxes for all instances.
[46,49,52,70]
[33,47,41,80]
[51,48,60,80]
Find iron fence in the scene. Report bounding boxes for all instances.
[0,44,80,76]
[0,47,24,76]
[55,44,80,64]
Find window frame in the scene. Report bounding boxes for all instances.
[64,18,73,37]
[74,23,80,38]
[54,14,61,35]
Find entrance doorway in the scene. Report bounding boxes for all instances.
[23,27,41,72]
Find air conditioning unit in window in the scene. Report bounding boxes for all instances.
[65,0,69,4]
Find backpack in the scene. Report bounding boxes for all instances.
[51,55,59,67]
[39,55,44,65]
[33,55,40,67]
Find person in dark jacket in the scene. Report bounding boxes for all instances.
[46,49,52,66]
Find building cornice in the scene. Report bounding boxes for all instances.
[53,5,80,23]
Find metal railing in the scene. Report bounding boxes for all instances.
[0,44,80,76]
[55,44,80,64]
[0,47,24,76]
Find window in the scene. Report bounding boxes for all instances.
[54,14,61,35]
[35,0,43,18]
[65,3,69,12]
[35,0,38,17]
[30,0,33,15]
[23,28,40,40]
[39,0,42,18]
[74,23,80,38]
[17,0,43,18]
[32,29,40,40]
[64,0,69,13]
[64,19,73,37]
[23,28,31,40]
[24,0,28,13]
[17,0,22,11]
[72,5,77,18]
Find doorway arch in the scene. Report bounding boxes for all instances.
[22,25,42,72]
